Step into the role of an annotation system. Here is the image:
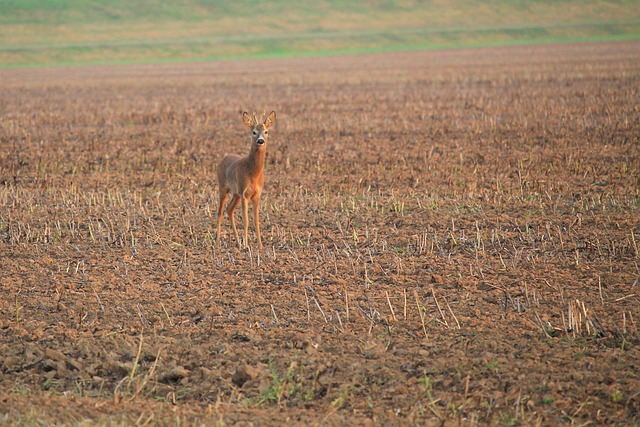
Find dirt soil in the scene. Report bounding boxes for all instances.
[1,41,639,426]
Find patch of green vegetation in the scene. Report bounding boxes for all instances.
[611,390,624,403]
[330,385,352,411]
[484,360,501,371]
[420,373,442,420]
[501,412,518,427]
[42,378,58,391]
[541,395,555,405]
[0,0,639,67]
[246,359,309,407]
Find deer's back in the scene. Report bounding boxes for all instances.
[217,153,242,187]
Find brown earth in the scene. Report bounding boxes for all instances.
[1,41,639,426]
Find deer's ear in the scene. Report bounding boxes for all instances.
[242,112,255,127]
[264,111,276,128]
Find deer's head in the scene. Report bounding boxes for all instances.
[243,111,276,148]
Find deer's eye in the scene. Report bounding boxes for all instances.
[264,131,268,135]
[252,131,257,135]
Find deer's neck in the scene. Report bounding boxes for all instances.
[246,146,266,176]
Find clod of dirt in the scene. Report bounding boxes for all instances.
[25,345,43,363]
[232,363,260,388]
[44,348,66,362]
[159,366,190,384]
[231,331,251,342]
[431,274,444,284]
[361,340,386,360]
[66,358,84,372]
[42,359,66,376]
[105,359,132,378]
[2,356,23,371]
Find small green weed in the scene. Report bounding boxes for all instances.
[611,390,623,403]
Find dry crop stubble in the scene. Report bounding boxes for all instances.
[1,41,640,425]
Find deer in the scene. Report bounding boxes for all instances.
[216,111,276,250]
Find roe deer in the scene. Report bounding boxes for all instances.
[216,111,276,249]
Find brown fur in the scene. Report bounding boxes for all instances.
[216,111,276,249]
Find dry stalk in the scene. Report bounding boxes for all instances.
[335,311,344,332]
[413,290,429,340]
[93,288,105,312]
[160,302,173,327]
[568,300,577,336]
[385,290,398,322]
[368,311,375,335]
[136,303,148,327]
[567,299,598,337]
[132,347,162,401]
[431,287,448,328]
[270,304,279,325]
[464,374,470,400]
[403,288,407,320]
[531,309,553,339]
[344,286,349,322]
[129,331,144,382]
[313,296,328,324]
[598,275,604,306]
[304,288,310,321]
[628,312,637,335]
[247,245,254,268]
[444,296,461,329]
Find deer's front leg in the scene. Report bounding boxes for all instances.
[252,196,262,250]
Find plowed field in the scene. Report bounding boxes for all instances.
[1,41,640,426]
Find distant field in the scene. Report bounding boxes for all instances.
[1,0,639,67]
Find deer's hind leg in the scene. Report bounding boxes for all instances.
[216,190,229,243]
[226,194,241,246]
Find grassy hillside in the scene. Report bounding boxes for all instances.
[1,0,639,67]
